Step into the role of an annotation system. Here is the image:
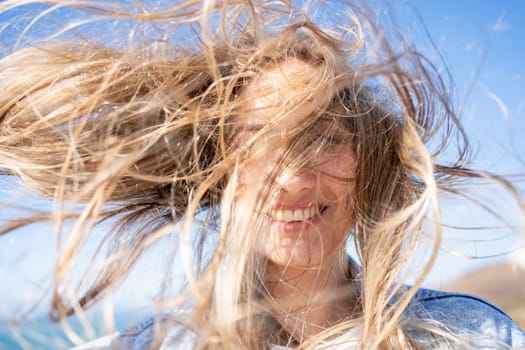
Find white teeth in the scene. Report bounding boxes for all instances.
[271,206,321,222]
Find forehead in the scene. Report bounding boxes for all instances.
[239,59,323,130]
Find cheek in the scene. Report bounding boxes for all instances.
[233,160,270,201]
[318,149,356,180]
[238,162,261,188]
[318,151,356,208]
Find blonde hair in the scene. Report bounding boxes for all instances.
[0,1,523,349]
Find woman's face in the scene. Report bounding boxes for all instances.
[229,59,356,269]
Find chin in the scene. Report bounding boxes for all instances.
[263,244,332,270]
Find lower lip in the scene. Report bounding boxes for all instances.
[270,210,325,234]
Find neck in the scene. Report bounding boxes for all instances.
[265,254,357,342]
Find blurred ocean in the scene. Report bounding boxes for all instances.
[1,318,77,350]
[0,312,143,350]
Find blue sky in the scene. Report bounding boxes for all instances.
[409,0,525,169]
[403,0,525,285]
[0,1,524,318]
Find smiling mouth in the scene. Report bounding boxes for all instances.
[270,206,328,222]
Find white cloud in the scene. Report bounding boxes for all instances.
[492,11,511,32]
[480,84,509,121]
[464,41,476,52]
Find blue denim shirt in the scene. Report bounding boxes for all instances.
[405,288,525,349]
[75,287,525,349]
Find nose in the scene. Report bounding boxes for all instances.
[275,167,316,195]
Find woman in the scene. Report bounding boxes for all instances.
[0,0,524,349]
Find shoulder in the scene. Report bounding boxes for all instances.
[406,287,525,348]
[114,312,194,350]
[70,333,119,350]
[71,312,194,350]
[68,316,161,350]
[114,315,164,350]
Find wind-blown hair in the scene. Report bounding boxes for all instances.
[0,1,522,349]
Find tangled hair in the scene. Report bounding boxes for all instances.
[0,1,523,349]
